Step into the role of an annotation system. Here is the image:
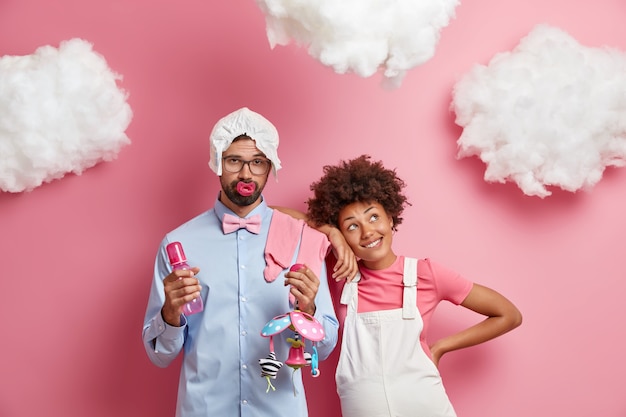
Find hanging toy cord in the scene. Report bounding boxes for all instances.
[311,345,320,377]
[291,368,298,397]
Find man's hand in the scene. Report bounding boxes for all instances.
[161,267,201,326]
[284,264,319,316]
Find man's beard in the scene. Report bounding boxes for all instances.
[222,180,263,206]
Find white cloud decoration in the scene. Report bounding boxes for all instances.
[452,24,626,198]
[0,38,133,193]
[255,0,460,88]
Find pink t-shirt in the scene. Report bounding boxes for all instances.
[331,255,473,357]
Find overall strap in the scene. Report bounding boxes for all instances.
[340,272,361,312]
[402,257,418,319]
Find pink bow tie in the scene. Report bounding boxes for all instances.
[222,213,262,234]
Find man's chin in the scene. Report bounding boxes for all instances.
[230,193,261,207]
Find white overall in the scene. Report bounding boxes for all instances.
[336,257,457,417]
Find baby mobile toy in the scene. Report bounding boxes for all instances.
[259,264,325,395]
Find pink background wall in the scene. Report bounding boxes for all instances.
[1,1,625,416]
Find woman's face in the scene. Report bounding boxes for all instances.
[338,201,396,270]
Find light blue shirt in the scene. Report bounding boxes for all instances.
[142,197,339,417]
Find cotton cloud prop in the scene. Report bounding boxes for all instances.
[255,0,460,88]
[0,38,132,193]
[452,24,626,198]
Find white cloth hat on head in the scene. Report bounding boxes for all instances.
[209,107,282,177]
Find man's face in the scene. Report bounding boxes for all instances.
[219,138,271,211]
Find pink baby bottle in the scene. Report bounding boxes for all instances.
[166,241,203,315]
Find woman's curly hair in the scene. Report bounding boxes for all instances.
[307,155,410,231]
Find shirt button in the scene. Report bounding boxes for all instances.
[242,364,248,370]
[242,400,248,405]
[241,296,247,302]
[241,265,246,269]
[241,330,247,336]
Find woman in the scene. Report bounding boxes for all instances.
[306,154,522,417]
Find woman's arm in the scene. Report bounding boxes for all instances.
[429,283,522,367]
[271,206,358,281]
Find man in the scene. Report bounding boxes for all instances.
[142,107,340,417]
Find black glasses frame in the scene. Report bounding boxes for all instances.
[222,157,271,175]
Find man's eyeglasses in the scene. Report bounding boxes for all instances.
[222,157,271,175]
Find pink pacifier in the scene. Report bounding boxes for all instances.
[237,181,256,196]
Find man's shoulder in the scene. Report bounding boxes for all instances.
[270,210,326,238]
[269,208,303,227]
[169,209,218,234]
[301,221,327,240]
